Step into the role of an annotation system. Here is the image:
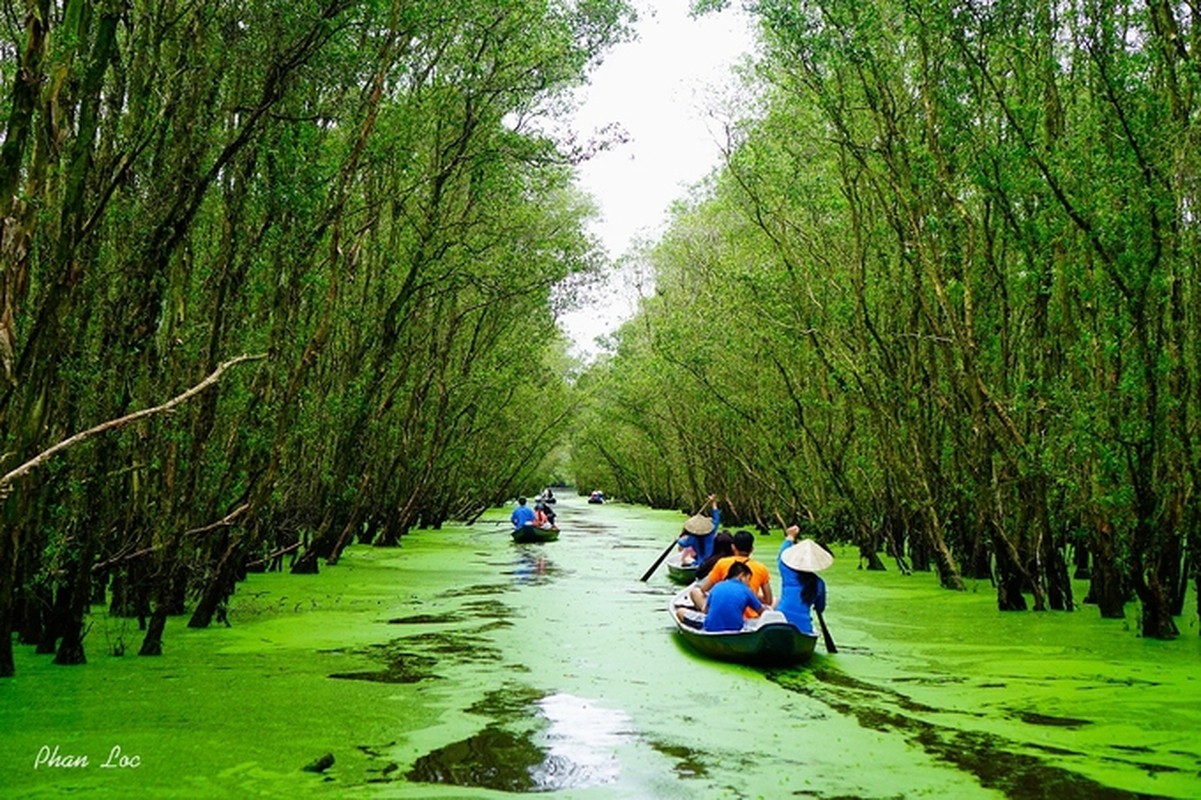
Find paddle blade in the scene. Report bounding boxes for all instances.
[815,609,837,653]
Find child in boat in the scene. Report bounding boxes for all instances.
[675,562,765,632]
[533,503,554,529]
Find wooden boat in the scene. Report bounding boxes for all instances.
[669,589,817,666]
[512,524,559,543]
[664,552,698,585]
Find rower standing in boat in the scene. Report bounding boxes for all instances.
[511,497,536,531]
[776,526,832,635]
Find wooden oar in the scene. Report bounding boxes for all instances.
[639,539,678,582]
[640,495,713,582]
[815,609,837,653]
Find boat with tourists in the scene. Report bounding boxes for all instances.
[668,589,817,666]
[512,524,559,543]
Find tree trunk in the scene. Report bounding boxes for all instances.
[1138,572,1179,639]
[1087,521,1126,619]
[138,602,170,656]
[0,611,13,678]
[1043,537,1074,612]
[15,584,49,645]
[1072,542,1090,580]
[961,532,992,581]
[994,544,1028,611]
[188,538,239,628]
[36,583,68,655]
[858,542,887,571]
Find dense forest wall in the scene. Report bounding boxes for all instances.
[0,0,632,675]
[570,0,1199,639]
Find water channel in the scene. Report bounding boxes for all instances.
[2,494,1198,798]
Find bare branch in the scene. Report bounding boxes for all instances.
[1,354,266,490]
[91,502,252,573]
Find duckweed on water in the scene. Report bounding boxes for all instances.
[326,642,439,684]
[2,497,1199,799]
[646,741,710,779]
[387,613,464,625]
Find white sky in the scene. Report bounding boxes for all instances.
[557,0,756,360]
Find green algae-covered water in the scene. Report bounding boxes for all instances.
[2,495,1198,799]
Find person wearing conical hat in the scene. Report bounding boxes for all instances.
[776,525,832,635]
[675,494,720,565]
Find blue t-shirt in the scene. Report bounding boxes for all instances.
[703,578,762,632]
[511,505,536,529]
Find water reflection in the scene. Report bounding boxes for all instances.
[404,690,631,792]
[532,693,630,788]
[509,549,557,585]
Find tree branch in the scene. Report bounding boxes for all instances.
[2,354,266,490]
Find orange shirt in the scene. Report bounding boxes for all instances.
[705,556,771,617]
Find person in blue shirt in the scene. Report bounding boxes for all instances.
[511,497,536,530]
[701,561,763,632]
[676,494,720,564]
[776,526,831,634]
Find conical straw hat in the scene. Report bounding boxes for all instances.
[781,538,834,572]
[683,514,714,535]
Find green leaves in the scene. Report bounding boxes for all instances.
[576,0,1200,629]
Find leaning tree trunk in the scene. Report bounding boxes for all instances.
[188,535,241,628]
[138,562,181,656]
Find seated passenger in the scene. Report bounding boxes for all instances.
[688,530,773,618]
[532,503,554,529]
[700,562,763,632]
[511,497,536,530]
[695,531,735,581]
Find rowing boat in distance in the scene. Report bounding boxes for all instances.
[669,589,817,666]
[512,524,559,543]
